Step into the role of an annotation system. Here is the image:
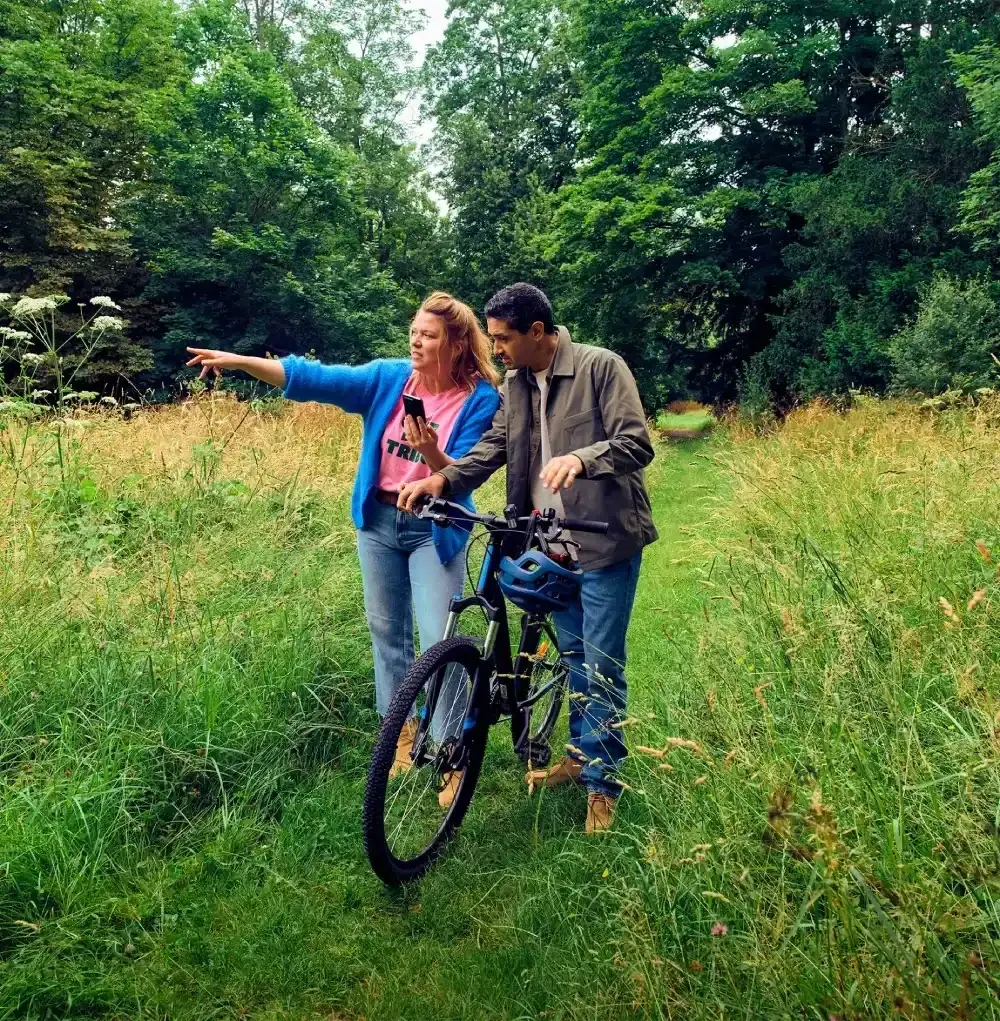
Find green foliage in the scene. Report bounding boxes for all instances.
[0,293,146,412]
[957,45,1000,253]
[3,0,1000,406]
[890,275,1000,395]
[0,0,440,398]
[4,407,1000,1016]
[424,0,578,304]
[540,0,1000,406]
[130,50,407,373]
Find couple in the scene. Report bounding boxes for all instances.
[187,283,657,834]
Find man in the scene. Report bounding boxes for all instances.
[398,282,657,834]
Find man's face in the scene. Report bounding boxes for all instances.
[487,317,544,370]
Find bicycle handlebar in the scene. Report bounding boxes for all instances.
[560,517,611,535]
[414,498,609,535]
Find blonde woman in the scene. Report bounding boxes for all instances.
[186,293,501,805]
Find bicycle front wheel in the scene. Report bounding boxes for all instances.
[362,637,488,885]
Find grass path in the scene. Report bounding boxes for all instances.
[125,438,726,1021]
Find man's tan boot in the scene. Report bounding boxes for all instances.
[390,718,418,779]
[438,770,463,809]
[585,792,616,834]
[524,756,583,790]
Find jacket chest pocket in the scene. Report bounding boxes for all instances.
[556,408,605,451]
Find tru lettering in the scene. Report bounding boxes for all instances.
[386,438,424,463]
[386,422,439,464]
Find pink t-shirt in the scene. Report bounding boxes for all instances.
[377,375,470,491]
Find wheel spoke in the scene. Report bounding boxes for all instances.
[382,661,475,862]
[363,637,489,884]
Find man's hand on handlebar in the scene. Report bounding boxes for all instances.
[397,473,447,514]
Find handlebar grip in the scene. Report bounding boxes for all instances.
[562,517,610,535]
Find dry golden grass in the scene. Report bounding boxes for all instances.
[1,392,362,520]
[87,392,358,493]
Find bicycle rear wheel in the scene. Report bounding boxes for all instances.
[363,637,488,885]
[511,620,568,767]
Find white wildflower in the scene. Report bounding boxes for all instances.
[123,402,140,410]
[12,295,68,316]
[30,389,53,398]
[90,315,126,332]
[89,296,121,310]
[21,352,44,364]
[99,396,118,405]
[0,293,11,302]
[0,327,32,341]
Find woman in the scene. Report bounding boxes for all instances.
[186,292,501,806]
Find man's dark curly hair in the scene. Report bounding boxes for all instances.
[484,282,555,334]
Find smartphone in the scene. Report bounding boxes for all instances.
[401,392,427,428]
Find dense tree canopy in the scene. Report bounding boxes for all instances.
[1,0,999,406]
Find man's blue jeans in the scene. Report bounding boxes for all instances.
[356,502,467,739]
[552,552,643,798]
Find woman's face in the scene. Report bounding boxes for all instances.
[409,311,451,377]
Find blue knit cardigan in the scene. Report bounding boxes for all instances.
[281,356,501,565]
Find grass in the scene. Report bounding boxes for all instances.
[1,392,999,1019]
[654,410,714,434]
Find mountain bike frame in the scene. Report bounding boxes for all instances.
[409,498,603,769]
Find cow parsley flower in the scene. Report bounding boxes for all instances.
[12,295,67,315]
[90,315,126,332]
[89,296,121,310]
[0,327,32,341]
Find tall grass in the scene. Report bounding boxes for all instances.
[1,394,998,1019]
[0,396,376,1014]
[599,396,1000,1018]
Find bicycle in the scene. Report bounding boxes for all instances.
[361,497,609,885]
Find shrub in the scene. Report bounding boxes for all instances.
[890,275,1000,395]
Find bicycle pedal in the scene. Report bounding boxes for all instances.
[518,739,552,768]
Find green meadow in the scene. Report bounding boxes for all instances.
[2,395,999,1019]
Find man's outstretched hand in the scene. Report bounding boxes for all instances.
[397,473,447,514]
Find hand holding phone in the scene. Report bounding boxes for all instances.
[401,392,427,428]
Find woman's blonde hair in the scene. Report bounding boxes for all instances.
[417,291,501,390]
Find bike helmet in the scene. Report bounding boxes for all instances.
[497,550,582,614]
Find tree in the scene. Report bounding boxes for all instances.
[292,0,447,296]
[128,49,407,383]
[424,0,579,304]
[0,0,184,389]
[548,0,1000,407]
[957,44,1000,255]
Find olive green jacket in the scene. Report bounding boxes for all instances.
[440,327,657,570]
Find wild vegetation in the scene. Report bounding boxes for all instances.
[2,395,998,1018]
[3,1,1000,1015]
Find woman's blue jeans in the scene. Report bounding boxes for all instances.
[356,502,467,739]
